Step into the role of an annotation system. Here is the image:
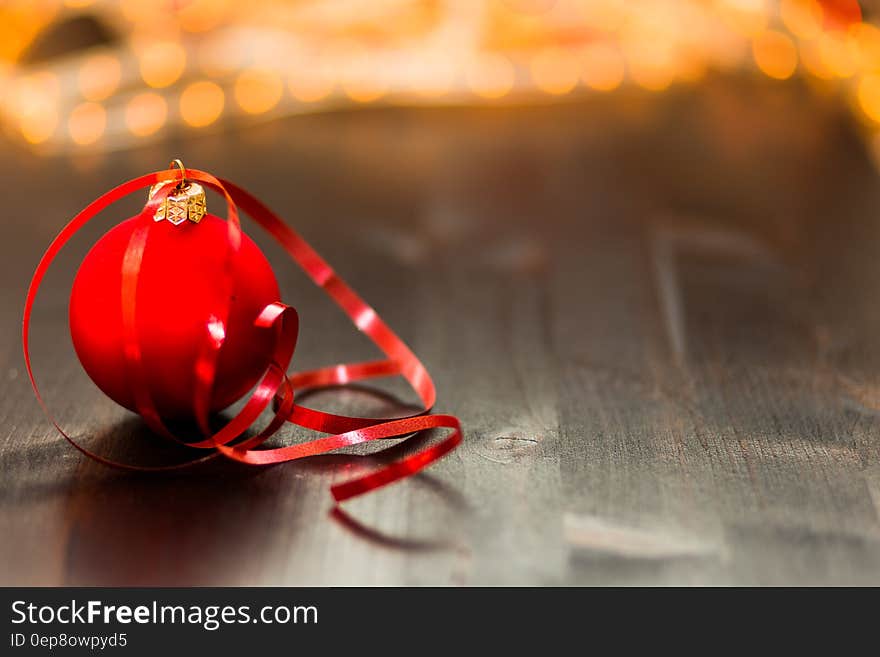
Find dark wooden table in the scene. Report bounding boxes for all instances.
[3,78,880,585]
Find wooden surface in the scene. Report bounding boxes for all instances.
[3,78,880,585]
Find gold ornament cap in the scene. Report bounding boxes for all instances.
[147,159,206,225]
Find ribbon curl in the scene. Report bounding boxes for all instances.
[23,168,462,502]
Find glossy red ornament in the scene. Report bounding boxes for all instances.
[26,165,462,503]
[69,213,279,421]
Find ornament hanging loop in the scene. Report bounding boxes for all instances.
[148,158,207,225]
[169,158,187,190]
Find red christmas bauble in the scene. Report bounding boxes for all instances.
[69,214,279,421]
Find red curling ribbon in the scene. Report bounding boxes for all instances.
[23,168,462,502]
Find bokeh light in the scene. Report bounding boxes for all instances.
[234,69,283,114]
[336,41,387,103]
[581,43,625,92]
[465,54,516,99]
[68,102,106,146]
[752,30,798,80]
[119,0,157,25]
[573,0,626,31]
[180,80,225,127]
[125,92,167,137]
[410,52,457,97]
[78,52,121,102]
[20,106,58,145]
[720,0,770,37]
[139,41,187,89]
[855,23,880,71]
[288,64,335,103]
[858,73,880,123]
[4,0,880,151]
[799,40,834,79]
[627,42,676,92]
[818,32,859,78]
[13,72,59,118]
[178,0,231,33]
[779,0,823,39]
[531,48,580,95]
[821,0,861,30]
[14,71,59,144]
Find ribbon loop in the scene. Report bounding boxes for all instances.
[23,168,462,501]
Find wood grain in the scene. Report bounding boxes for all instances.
[2,79,880,585]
